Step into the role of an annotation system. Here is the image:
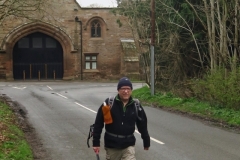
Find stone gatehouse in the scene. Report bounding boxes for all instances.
[0,0,140,81]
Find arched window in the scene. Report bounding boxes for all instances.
[91,20,101,37]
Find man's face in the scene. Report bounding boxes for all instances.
[118,86,132,101]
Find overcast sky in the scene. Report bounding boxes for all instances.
[76,0,117,7]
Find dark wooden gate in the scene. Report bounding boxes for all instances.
[13,32,63,80]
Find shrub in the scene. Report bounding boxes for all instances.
[191,68,240,110]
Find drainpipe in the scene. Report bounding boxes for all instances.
[75,16,83,80]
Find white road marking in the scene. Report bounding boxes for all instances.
[12,87,26,90]
[75,102,97,113]
[150,137,165,145]
[47,85,53,90]
[135,130,165,144]
[55,93,68,99]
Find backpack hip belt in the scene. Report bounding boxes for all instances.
[105,131,133,138]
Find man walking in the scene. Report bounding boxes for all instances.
[92,77,150,160]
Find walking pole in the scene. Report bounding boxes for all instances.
[93,147,100,160]
[96,154,100,160]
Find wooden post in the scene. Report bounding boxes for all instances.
[53,70,55,80]
[30,64,32,79]
[38,70,40,81]
[45,64,47,79]
[23,70,25,81]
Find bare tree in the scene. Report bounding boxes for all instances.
[113,0,205,90]
[195,0,240,72]
[0,0,46,25]
[112,0,152,85]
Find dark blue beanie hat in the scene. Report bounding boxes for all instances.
[117,77,133,90]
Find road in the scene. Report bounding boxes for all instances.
[0,81,240,160]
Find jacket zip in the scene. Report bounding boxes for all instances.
[121,100,134,126]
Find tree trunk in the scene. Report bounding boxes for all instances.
[232,0,239,72]
[203,0,213,71]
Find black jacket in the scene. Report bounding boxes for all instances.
[92,95,150,149]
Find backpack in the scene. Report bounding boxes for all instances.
[87,96,142,148]
[87,124,94,148]
[108,96,142,121]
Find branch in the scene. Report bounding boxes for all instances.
[185,0,207,30]
[159,0,204,68]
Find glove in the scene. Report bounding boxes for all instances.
[93,147,100,154]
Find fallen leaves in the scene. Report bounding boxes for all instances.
[0,122,8,143]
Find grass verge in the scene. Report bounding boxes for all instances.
[132,86,240,128]
[0,101,33,160]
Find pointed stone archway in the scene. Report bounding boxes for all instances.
[1,21,75,80]
[13,32,64,80]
